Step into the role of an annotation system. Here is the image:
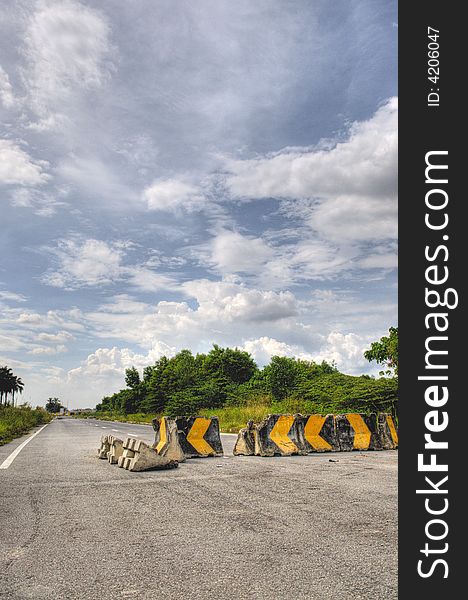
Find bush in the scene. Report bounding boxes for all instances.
[0,406,52,445]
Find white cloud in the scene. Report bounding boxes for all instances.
[0,139,50,186]
[208,230,274,274]
[42,238,124,289]
[144,179,206,212]
[22,0,113,118]
[313,332,371,374]
[41,237,177,291]
[62,344,176,404]
[183,279,298,322]
[226,98,397,202]
[225,98,397,245]
[242,336,312,365]
[9,187,66,217]
[37,331,75,344]
[0,290,27,303]
[0,66,15,108]
[28,344,68,355]
[124,266,175,293]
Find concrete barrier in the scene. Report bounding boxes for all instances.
[335,413,382,451]
[254,414,307,457]
[301,414,340,452]
[378,413,399,449]
[107,435,124,464]
[97,434,111,459]
[233,420,257,456]
[233,412,398,457]
[152,417,186,462]
[175,416,224,458]
[118,437,179,472]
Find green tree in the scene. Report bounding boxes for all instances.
[45,397,63,413]
[262,356,302,401]
[203,345,257,385]
[364,327,398,376]
[125,366,141,389]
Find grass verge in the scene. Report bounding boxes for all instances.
[0,406,52,446]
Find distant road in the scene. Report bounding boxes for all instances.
[0,417,397,600]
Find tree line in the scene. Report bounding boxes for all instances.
[97,330,398,417]
[0,366,24,407]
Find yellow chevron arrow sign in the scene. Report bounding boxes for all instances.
[386,415,399,446]
[186,417,215,455]
[269,415,299,454]
[346,414,371,449]
[155,417,167,454]
[304,415,332,451]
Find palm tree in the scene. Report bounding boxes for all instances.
[0,367,25,407]
[0,366,14,406]
[11,376,24,407]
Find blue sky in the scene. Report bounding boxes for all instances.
[0,0,397,408]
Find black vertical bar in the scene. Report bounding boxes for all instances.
[399,3,463,597]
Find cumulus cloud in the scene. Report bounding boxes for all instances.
[225,98,397,245]
[144,179,206,212]
[242,336,312,365]
[313,332,371,373]
[226,98,397,201]
[207,230,274,275]
[0,139,50,186]
[183,279,298,322]
[62,344,176,402]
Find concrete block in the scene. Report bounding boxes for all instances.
[118,437,179,472]
[300,414,340,452]
[377,413,399,449]
[151,417,185,462]
[97,434,111,459]
[175,416,224,458]
[107,435,124,464]
[233,420,256,456]
[254,414,307,456]
[335,413,382,451]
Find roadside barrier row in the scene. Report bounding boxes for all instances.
[97,413,397,469]
[97,415,224,471]
[233,413,398,457]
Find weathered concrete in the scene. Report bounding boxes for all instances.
[97,434,110,459]
[335,413,382,451]
[175,416,224,458]
[254,414,307,457]
[233,420,256,456]
[118,437,179,472]
[152,416,186,462]
[301,414,340,453]
[106,435,124,464]
[378,413,399,449]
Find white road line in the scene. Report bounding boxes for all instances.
[101,426,107,429]
[0,424,49,470]
[128,433,137,437]
[112,429,119,432]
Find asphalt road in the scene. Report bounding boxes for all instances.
[0,417,397,600]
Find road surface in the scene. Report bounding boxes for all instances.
[0,417,397,599]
